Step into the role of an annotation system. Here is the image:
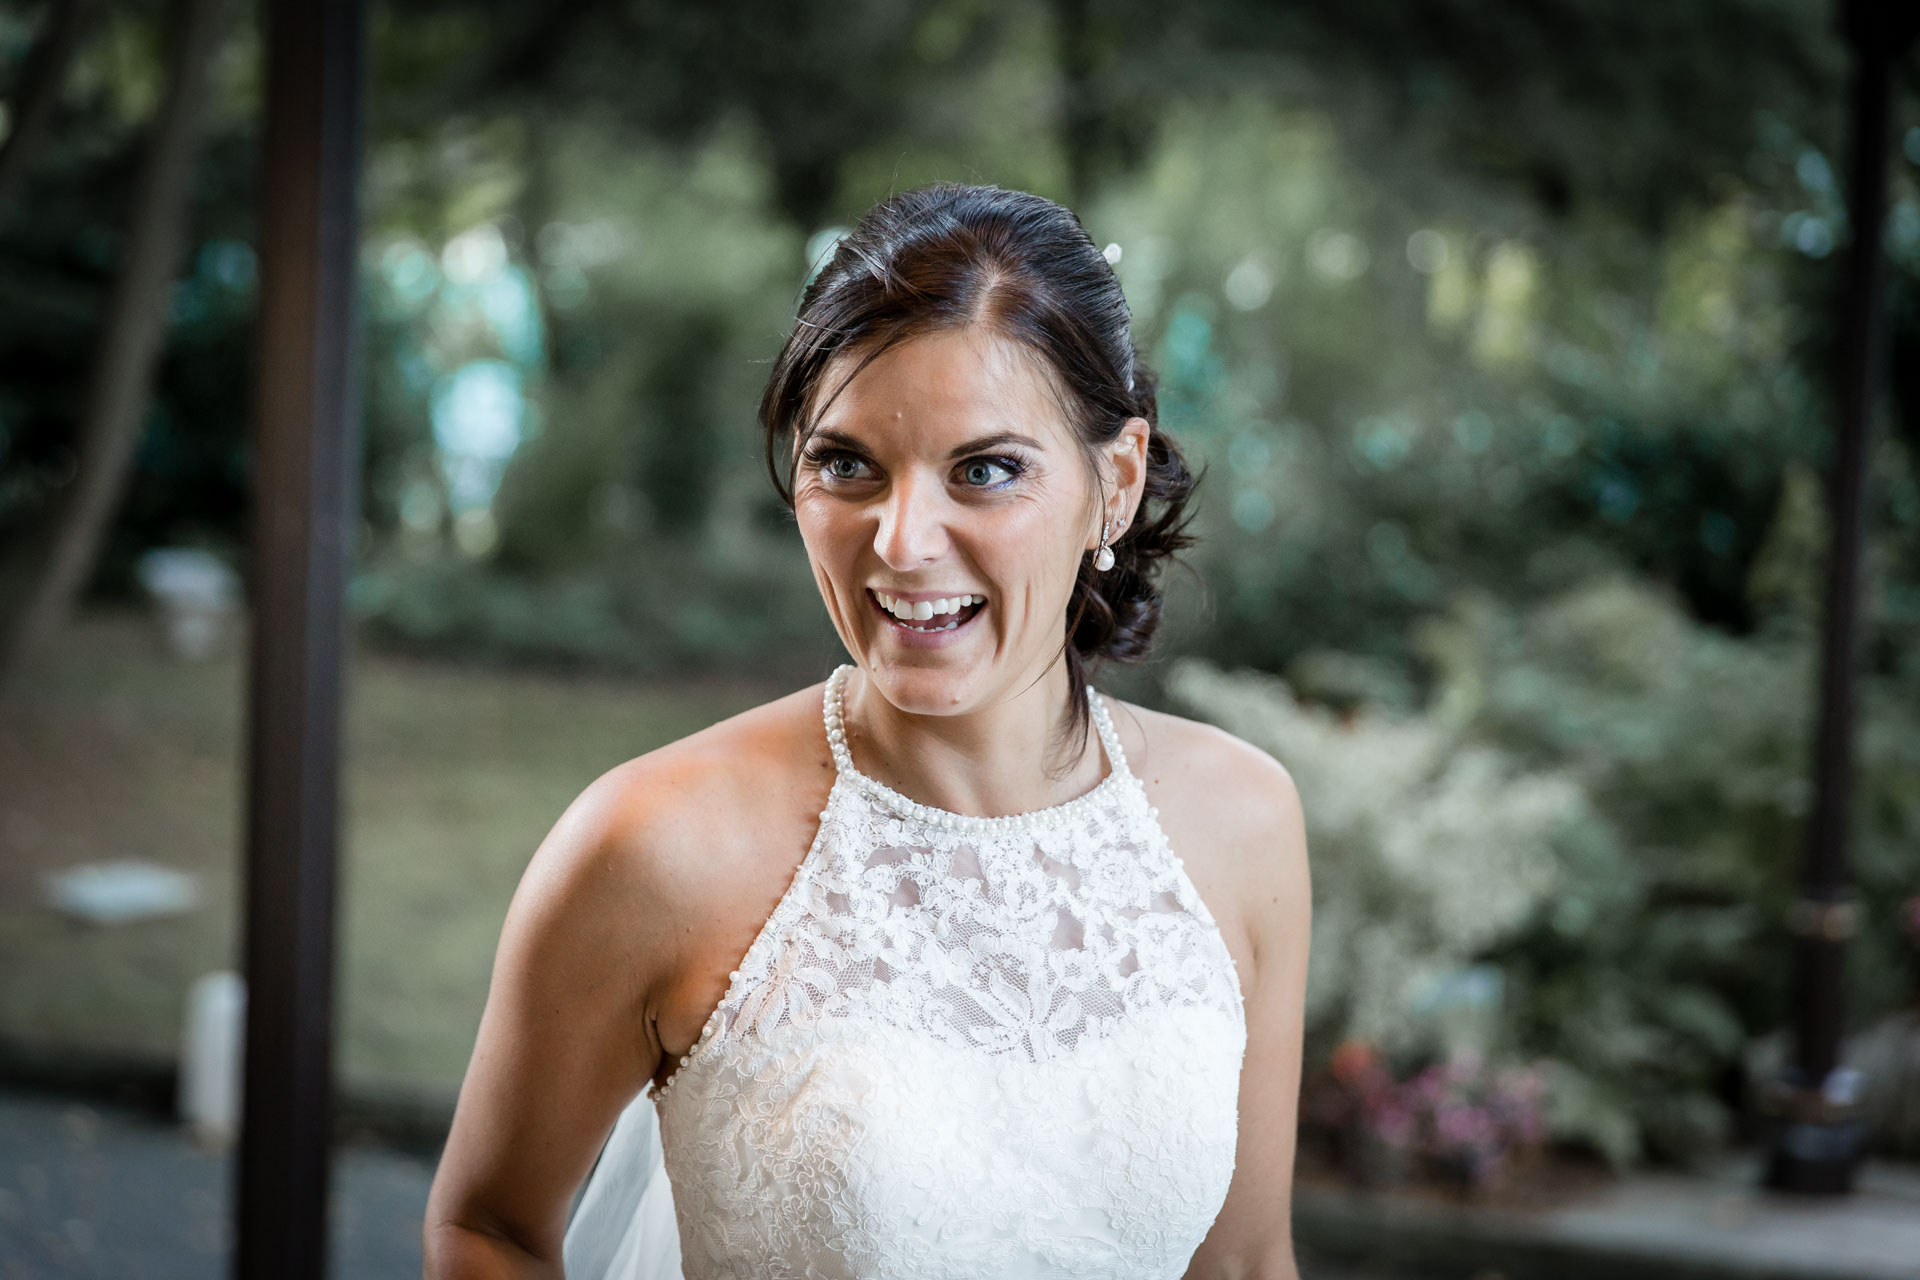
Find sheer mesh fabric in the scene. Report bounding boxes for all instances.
[651,665,1247,1279]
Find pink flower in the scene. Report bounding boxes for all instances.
[1435,1103,1496,1149]
[1371,1100,1417,1148]
[1408,1066,1447,1107]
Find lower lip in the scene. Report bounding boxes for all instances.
[867,591,986,649]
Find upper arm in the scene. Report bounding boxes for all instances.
[1184,735,1312,1280]
[423,757,691,1270]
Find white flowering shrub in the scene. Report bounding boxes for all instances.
[1167,574,1920,1171]
[1164,659,1589,1055]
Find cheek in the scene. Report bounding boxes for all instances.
[791,498,867,614]
[794,497,856,562]
[972,492,1090,605]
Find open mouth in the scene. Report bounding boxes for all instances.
[868,588,988,634]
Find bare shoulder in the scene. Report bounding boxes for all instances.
[1108,702,1314,1274]
[427,680,833,1261]
[1106,697,1300,825]
[492,675,833,1042]
[1100,695,1310,975]
[522,678,837,1083]
[544,679,834,931]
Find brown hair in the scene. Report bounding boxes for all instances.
[758,182,1200,763]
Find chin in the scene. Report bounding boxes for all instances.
[856,644,1006,717]
[860,655,988,715]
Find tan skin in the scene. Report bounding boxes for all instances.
[424,326,1312,1279]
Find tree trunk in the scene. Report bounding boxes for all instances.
[1053,0,1097,207]
[0,0,103,215]
[0,0,225,693]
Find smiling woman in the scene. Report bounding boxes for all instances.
[760,188,1202,765]
[786,325,1153,738]
[425,184,1312,1280]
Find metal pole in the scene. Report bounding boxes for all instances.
[234,0,364,1273]
[1761,0,1912,1195]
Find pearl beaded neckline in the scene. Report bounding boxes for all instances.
[822,663,1133,833]
[649,665,1147,1102]
[636,666,1247,1280]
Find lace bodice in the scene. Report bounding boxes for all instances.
[651,664,1247,1279]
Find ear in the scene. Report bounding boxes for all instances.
[1106,417,1152,536]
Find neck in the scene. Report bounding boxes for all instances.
[840,656,1105,820]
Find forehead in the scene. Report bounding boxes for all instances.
[810,327,1077,449]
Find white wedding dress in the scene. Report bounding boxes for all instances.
[564,663,1247,1280]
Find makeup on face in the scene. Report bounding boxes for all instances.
[791,328,1099,700]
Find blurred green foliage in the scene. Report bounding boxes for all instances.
[2,0,1918,1166]
[1174,566,1920,1169]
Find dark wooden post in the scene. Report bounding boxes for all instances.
[234,0,365,1274]
[1761,0,1916,1195]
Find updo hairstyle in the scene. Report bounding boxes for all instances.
[758,182,1199,757]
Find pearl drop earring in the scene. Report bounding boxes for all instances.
[1093,517,1117,572]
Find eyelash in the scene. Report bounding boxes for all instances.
[804,448,1027,490]
[957,455,1026,488]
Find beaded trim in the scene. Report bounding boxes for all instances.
[822,663,1132,833]
[651,666,1139,1101]
[652,795,836,1104]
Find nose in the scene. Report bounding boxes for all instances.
[873,470,949,570]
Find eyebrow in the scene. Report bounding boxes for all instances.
[808,428,1048,459]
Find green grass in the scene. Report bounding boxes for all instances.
[0,608,782,1096]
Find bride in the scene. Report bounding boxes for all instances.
[423,182,1311,1280]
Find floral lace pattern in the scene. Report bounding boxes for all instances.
[654,665,1247,1279]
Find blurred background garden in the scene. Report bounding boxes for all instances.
[2,0,1920,1264]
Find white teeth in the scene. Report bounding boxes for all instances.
[873,590,985,631]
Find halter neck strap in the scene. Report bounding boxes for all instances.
[820,664,1134,833]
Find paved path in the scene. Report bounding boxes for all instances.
[1297,1151,1920,1280]
[0,1087,1422,1280]
[0,1090,1386,1280]
[0,1091,432,1279]
[10,1081,1920,1280]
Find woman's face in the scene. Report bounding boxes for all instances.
[793,325,1142,718]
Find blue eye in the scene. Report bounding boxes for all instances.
[808,449,871,482]
[960,456,1023,488]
